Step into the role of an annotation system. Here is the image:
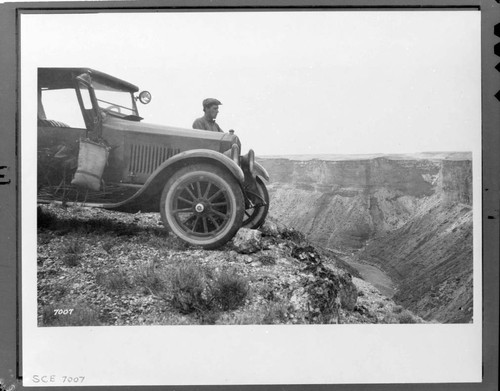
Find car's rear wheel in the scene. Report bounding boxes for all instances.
[243,176,269,229]
[160,164,244,249]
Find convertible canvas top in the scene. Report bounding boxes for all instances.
[38,67,139,92]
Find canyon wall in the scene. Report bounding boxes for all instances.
[258,154,473,323]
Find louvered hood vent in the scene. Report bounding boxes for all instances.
[129,143,180,174]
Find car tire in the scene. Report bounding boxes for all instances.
[242,176,269,229]
[160,163,244,249]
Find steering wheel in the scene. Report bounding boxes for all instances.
[106,105,122,113]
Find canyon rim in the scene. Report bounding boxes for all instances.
[259,151,474,323]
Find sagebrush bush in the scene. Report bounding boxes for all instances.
[96,270,130,291]
[281,227,306,242]
[169,264,249,319]
[258,255,276,266]
[133,262,167,294]
[66,240,84,254]
[62,253,80,267]
[51,282,69,299]
[211,269,249,311]
[398,310,418,324]
[37,206,57,229]
[170,263,209,314]
[102,238,119,254]
[393,305,404,314]
[37,232,53,245]
[262,302,289,324]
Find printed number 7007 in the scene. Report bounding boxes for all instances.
[54,309,74,315]
[62,376,85,383]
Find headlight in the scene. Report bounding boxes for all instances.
[138,91,152,104]
[241,149,255,175]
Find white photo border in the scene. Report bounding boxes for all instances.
[20,8,483,387]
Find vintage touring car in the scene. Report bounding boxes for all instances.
[37,68,269,249]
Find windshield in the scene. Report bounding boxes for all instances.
[92,80,138,118]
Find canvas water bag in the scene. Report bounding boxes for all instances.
[71,139,109,191]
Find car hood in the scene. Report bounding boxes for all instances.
[103,116,232,142]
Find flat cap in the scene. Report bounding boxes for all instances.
[203,98,222,109]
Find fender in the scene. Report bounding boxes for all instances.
[242,161,270,199]
[254,161,270,181]
[157,149,245,183]
[101,149,245,212]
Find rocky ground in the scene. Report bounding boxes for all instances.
[37,204,424,326]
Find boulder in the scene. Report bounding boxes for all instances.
[260,220,280,236]
[232,228,262,254]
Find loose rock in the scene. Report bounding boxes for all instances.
[232,228,262,254]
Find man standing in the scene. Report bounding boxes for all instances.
[192,98,224,132]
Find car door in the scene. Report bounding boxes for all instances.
[37,81,89,190]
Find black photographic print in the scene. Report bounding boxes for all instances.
[19,8,483,387]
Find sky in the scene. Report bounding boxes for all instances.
[21,10,481,156]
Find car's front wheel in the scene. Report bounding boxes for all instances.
[160,163,244,249]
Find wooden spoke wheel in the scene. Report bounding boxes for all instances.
[160,164,244,249]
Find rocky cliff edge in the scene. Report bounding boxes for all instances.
[37,205,424,326]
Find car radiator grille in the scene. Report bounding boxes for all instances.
[129,144,180,174]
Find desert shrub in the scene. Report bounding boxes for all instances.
[37,206,58,229]
[96,270,130,291]
[133,262,167,295]
[66,240,84,254]
[398,310,418,324]
[37,232,53,245]
[62,253,80,267]
[259,284,278,302]
[281,227,306,243]
[211,269,249,311]
[95,271,106,286]
[258,255,276,266]
[50,282,69,299]
[170,263,209,314]
[169,264,249,321]
[102,238,119,254]
[393,305,404,314]
[41,304,101,327]
[262,302,289,324]
[145,236,169,250]
[59,240,83,267]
